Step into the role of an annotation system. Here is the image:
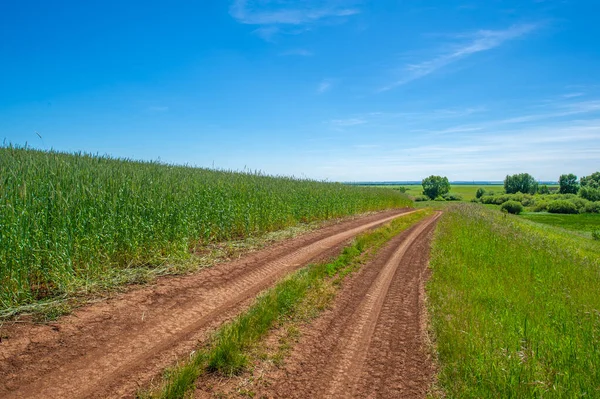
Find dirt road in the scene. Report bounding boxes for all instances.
[0,209,414,399]
[256,213,440,398]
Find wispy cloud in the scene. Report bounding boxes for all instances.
[330,118,367,126]
[317,79,333,93]
[280,48,314,56]
[380,24,539,91]
[230,0,360,40]
[562,92,584,98]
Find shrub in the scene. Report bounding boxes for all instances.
[442,192,463,201]
[547,200,578,214]
[434,196,446,201]
[500,201,523,215]
[593,231,600,240]
[569,197,589,212]
[521,194,535,207]
[579,186,600,202]
[475,188,486,199]
[414,195,430,202]
[539,185,550,194]
[585,201,600,213]
[532,200,549,212]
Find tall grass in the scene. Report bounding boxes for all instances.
[428,204,600,398]
[0,146,411,310]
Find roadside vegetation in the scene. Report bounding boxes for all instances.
[0,146,410,313]
[428,204,600,398]
[143,209,433,399]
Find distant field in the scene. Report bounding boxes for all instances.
[373,184,506,200]
[519,212,600,234]
[0,147,411,311]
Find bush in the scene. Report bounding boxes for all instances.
[475,188,486,199]
[593,231,600,240]
[539,185,550,194]
[532,200,549,212]
[570,197,589,212]
[547,200,578,214]
[521,194,535,207]
[434,196,446,201]
[579,186,600,202]
[442,192,463,201]
[413,195,430,202]
[500,201,523,215]
[585,201,600,213]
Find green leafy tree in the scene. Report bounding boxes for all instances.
[539,185,550,194]
[580,172,600,201]
[504,173,538,194]
[559,173,579,194]
[422,175,450,200]
[581,172,600,189]
[475,187,486,198]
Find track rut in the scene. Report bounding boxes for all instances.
[260,212,440,398]
[0,209,413,399]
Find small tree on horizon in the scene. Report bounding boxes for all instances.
[504,173,538,194]
[422,175,450,199]
[559,173,579,194]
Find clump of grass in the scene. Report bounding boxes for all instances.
[0,145,411,312]
[428,203,600,398]
[592,230,600,240]
[146,210,432,399]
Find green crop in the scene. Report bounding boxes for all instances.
[0,146,411,310]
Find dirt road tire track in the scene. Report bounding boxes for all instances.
[0,209,414,399]
[261,213,440,399]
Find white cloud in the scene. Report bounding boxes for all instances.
[317,79,333,93]
[230,0,360,25]
[230,0,360,40]
[280,48,314,56]
[380,24,539,91]
[563,92,584,98]
[330,118,367,126]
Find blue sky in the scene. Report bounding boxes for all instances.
[1,0,599,181]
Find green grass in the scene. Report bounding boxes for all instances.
[519,212,600,235]
[0,146,411,312]
[372,184,507,201]
[428,203,600,398]
[145,209,432,399]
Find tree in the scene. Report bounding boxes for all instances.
[539,185,550,194]
[581,172,600,189]
[504,173,538,194]
[580,172,600,201]
[422,175,450,199]
[559,173,579,194]
[475,187,486,199]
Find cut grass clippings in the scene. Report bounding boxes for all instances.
[427,203,600,398]
[143,209,433,399]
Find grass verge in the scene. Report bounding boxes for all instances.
[142,209,433,399]
[428,203,600,398]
